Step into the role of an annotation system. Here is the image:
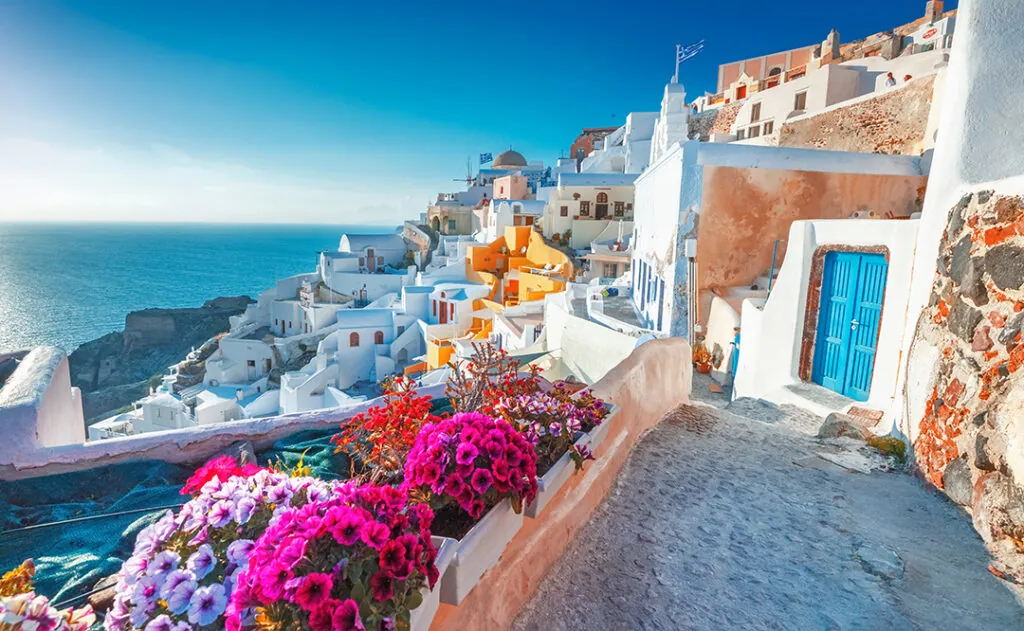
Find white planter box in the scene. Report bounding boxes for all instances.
[524,434,590,519]
[438,498,523,606]
[410,537,456,631]
[586,403,619,450]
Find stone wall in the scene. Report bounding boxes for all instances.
[688,103,742,141]
[912,190,1024,580]
[778,75,936,155]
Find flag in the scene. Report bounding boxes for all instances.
[479,152,493,164]
[677,40,705,64]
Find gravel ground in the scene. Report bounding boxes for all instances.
[512,398,1024,631]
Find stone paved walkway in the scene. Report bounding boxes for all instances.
[513,393,1024,631]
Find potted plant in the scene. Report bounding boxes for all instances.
[693,342,713,374]
[0,560,95,631]
[227,482,440,631]
[402,412,537,605]
[105,461,333,631]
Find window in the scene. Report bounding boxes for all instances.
[448,219,456,231]
[625,203,632,211]
[579,201,591,216]
[603,263,618,277]
[750,103,761,122]
[274,319,278,325]
[359,257,365,267]
[377,256,384,265]
[349,332,360,347]
[450,303,455,319]
[736,129,746,140]
[749,125,761,138]
[374,331,384,344]
[794,91,808,110]
[432,300,437,316]
[614,201,625,217]
[763,121,774,135]
[499,185,504,195]
[560,205,568,217]
[288,321,292,328]
[247,360,255,367]
[525,216,534,225]
[596,192,608,203]
[513,216,522,226]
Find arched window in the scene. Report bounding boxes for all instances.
[349,332,359,347]
[596,192,608,203]
[768,66,783,77]
[374,331,384,344]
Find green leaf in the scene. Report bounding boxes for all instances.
[351,579,367,602]
[405,589,424,611]
[347,560,363,584]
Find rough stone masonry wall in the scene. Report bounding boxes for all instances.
[778,75,936,155]
[913,190,1024,579]
[688,102,742,141]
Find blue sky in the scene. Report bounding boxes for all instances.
[0,0,954,224]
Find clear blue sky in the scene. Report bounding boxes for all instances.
[0,0,955,224]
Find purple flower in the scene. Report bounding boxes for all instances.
[147,550,181,582]
[233,496,257,524]
[186,544,216,580]
[144,614,175,631]
[187,584,227,626]
[122,556,148,585]
[471,469,493,494]
[226,539,255,567]
[165,576,197,615]
[266,483,291,504]
[159,570,194,601]
[208,500,233,528]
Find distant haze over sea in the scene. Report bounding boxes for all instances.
[0,222,399,353]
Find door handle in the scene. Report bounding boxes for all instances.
[851,319,859,330]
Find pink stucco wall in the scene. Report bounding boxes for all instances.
[695,165,927,300]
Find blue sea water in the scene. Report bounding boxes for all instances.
[0,222,398,353]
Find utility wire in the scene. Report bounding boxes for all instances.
[0,503,184,537]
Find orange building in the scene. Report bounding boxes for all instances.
[570,127,620,161]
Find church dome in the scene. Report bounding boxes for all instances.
[492,150,528,169]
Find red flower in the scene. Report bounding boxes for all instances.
[370,571,394,602]
[309,598,341,631]
[332,599,365,631]
[378,540,408,577]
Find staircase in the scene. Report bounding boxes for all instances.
[720,269,779,313]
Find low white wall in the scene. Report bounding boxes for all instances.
[703,296,740,385]
[0,347,85,465]
[733,219,919,413]
[0,383,447,480]
[544,294,641,384]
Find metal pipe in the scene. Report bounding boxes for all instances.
[768,239,780,295]
[0,503,184,537]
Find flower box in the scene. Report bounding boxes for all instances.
[410,537,457,631]
[586,403,619,450]
[438,498,523,606]
[524,434,590,519]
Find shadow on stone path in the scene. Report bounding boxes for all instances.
[512,403,1024,631]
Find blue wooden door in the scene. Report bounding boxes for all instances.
[812,252,887,401]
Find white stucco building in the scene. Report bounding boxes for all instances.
[542,173,636,250]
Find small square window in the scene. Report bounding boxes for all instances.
[749,126,761,138]
[736,129,746,140]
[579,201,591,216]
[794,91,808,110]
[763,121,774,135]
[560,206,568,217]
[247,360,256,367]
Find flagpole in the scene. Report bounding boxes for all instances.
[673,44,681,84]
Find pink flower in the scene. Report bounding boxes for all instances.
[378,540,408,577]
[467,499,486,520]
[332,599,365,631]
[294,573,334,613]
[471,469,493,494]
[327,507,365,546]
[455,441,479,465]
[258,563,293,601]
[360,520,391,549]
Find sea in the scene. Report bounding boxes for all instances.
[0,222,399,354]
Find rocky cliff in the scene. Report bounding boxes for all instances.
[69,296,253,420]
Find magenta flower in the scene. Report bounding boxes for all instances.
[294,572,334,613]
[455,441,479,465]
[360,520,391,549]
[327,507,365,546]
[369,571,394,602]
[332,599,365,631]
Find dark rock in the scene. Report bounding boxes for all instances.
[70,295,253,420]
[976,434,996,471]
[977,190,994,205]
[998,312,1024,345]
[942,457,973,506]
[928,290,940,307]
[933,397,945,415]
[948,193,972,237]
[948,299,983,343]
[974,411,988,427]
[960,257,989,307]
[88,574,119,614]
[985,245,1024,291]
[948,236,974,284]
[817,413,871,441]
[224,440,257,465]
[973,326,994,352]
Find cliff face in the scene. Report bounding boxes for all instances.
[69,296,253,420]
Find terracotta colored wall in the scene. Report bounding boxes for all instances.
[432,338,693,631]
[695,165,927,294]
[778,75,936,155]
